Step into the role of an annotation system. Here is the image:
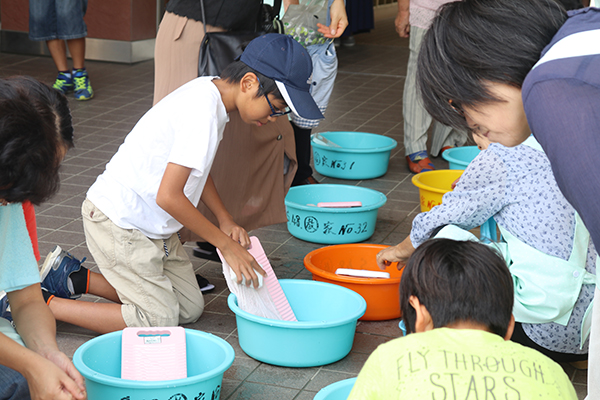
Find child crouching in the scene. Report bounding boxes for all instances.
[349,239,577,399]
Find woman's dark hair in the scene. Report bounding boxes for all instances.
[0,76,74,205]
[416,0,567,131]
[221,60,284,101]
[400,239,514,337]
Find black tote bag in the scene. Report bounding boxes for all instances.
[198,0,283,77]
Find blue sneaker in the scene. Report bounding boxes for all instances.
[40,245,87,299]
[73,68,94,101]
[0,291,12,322]
[52,72,74,94]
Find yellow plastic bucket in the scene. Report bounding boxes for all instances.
[412,169,464,212]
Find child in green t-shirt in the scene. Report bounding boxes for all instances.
[349,239,577,399]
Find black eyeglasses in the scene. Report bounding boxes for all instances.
[257,77,291,117]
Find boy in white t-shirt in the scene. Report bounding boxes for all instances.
[39,34,323,333]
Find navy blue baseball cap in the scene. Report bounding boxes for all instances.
[239,34,324,120]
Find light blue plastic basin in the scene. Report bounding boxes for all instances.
[314,378,357,400]
[285,184,387,244]
[228,279,367,367]
[312,132,397,179]
[442,146,480,170]
[73,329,234,400]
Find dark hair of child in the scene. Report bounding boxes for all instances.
[400,238,514,337]
[416,0,567,132]
[0,76,74,205]
[220,61,284,101]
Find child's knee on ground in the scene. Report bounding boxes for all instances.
[122,295,203,327]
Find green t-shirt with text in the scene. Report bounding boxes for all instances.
[348,328,577,399]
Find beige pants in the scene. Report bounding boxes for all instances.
[82,198,204,327]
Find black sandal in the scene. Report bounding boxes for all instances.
[193,242,221,262]
[196,274,215,293]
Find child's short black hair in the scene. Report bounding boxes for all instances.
[0,76,74,205]
[416,0,567,132]
[400,239,514,337]
[221,61,284,101]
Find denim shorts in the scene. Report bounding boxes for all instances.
[29,0,88,41]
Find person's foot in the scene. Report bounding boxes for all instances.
[73,68,94,101]
[196,274,215,293]
[292,175,320,186]
[193,242,221,262]
[440,146,454,156]
[52,72,74,94]
[40,245,87,299]
[406,150,435,173]
[0,291,12,322]
[342,36,356,47]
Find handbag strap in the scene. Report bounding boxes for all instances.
[199,0,208,37]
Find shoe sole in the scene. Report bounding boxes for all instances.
[200,284,215,293]
[75,93,94,101]
[193,247,221,262]
[39,245,62,281]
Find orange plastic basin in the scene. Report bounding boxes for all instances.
[304,244,403,321]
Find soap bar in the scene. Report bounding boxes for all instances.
[230,268,264,288]
[335,268,390,279]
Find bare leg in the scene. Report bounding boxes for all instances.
[66,38,86,70]
[48,299,126,334]
[48,270,124,334]
[46,39,69,71]
[87,270,120,303]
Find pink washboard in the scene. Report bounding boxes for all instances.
[121,326,187,381]
[247,236,297,321]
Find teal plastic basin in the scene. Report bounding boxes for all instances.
[312,132,397,179]
[442,146,480,170]
[73,329,234,400]
[228,279,366,367]
[285,184,387,244]
[314,378,357,400]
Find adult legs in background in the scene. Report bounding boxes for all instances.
[153,12,224,104]
[403,26,465,173]
[291,122,317,186]
[29,0,93,100]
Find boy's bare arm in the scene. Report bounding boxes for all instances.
[7,284,87,399]
[200,175,251,248]
[157,163,265,286]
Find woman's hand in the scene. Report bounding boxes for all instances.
[395,10,410,38]
[317,0,348,38]
[376,237,416,270]
[395,0,410,38]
